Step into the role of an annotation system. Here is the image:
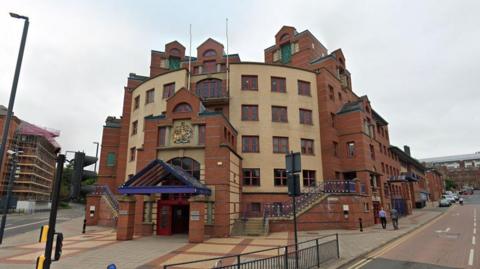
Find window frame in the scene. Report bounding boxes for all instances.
[273,136,289,154]
[271,77,286,93]
[272,106,288,123]
[163,82,175,99]
[242,136,260,153]
[134,96,140,110]
[241,75,258,91]
[129,147,136,161]
[145,88,155,104]
[158,126,166,146]
[298,80,311,96]
[347,141,355,158]
[241,105,259,121]
[274,169,287,186]
[106,152,116,167]
[303,170,316,187]
[131,120,138,136]
[198,125,206,145]
[301,139,314,155]
[299,109,313,125]
[242,168,260,186]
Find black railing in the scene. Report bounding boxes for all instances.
[163,234,339,269]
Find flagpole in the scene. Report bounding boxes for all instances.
[226,18,229,94]
[188,24,192,91]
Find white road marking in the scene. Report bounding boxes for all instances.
[475,222,477,227]
[473,236,476,245]
[435,227,451,233]
[469,249,474,266]
[5,219,49,231]
[474,228,477,234]
[446,227,451,232]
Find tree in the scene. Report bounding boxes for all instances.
[445,179,457,191]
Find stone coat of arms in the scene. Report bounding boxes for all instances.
[172,122,193,144]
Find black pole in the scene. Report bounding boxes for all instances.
[44,154,65,269]
[359,217,363,232]
[0,14,28,245]
[290,151,299,269]
[0,150,18,244]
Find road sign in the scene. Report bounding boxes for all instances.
[286,152,301,173]
[287,174,301,197]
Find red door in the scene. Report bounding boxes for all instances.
[157,203,172,235]
[172,205,189,234]
[372,201,380,224]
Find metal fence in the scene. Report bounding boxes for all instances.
[163,234,339,269]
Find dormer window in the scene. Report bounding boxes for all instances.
[170,48,180,57]
[169,56,180,70]
[173,103,192,113]
[281,43,291,64]
[203,49,217,57]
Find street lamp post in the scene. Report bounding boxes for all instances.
[0,12,29,245]
[0,149,22,244]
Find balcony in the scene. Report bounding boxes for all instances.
[195,88,229,105]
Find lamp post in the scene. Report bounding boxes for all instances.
[0,12,29,245]
[0,149,23,244]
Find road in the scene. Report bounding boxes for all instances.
[2,203,84,239]
[349,192,480,269]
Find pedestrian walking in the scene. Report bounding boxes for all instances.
[391,208,399,230]
[379,208,387,229]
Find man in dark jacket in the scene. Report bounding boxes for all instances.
[391,208,399,230]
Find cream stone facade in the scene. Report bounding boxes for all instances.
[229,63,323,193]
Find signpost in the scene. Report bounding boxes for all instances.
[286,151,301,269]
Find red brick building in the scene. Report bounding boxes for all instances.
[87,26,414,242]
[422,153,480,189]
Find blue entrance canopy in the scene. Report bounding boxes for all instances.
[118,159,211,195]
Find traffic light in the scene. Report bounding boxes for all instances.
[70,152,97,200]
[54,232,63,261]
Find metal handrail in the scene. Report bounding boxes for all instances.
[163,233,338,269]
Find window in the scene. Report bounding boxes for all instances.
[303,170,316,187]
[173,103,192,112]
[301,139,314,155]
[198,125,206,145]
[163,83,175,99]
[196,79,223,98]
[331,113,335,127]
[338,92,342,101]
[347,141,355,157]
[131,121,138,135]
[129,147,136,161]
[274,169,287,186]
[203,60,216,73]
[272,106,288,122]
[106,152,116,167]
[158,127,166,146]
[273,136,289,153]
[370,144,375,160]
[333,141,338,157]
[280,43,291,64]
[241,75,258,90]
[168,157,200,180]
[242,136,259,153]
[251,202,261,213]
[146,89,155,104]
[298,80,311,96]
[299,109,313,125]
[328,85,335,101]
[241,105,258,121]
[134,96,140,110]
[169,56,180,70]
[271,77,286,93]
[243,168,260,186]
[203,49,217,57]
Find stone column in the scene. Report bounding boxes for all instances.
[188,195,206,243]
[117,196,136,241]
[141,195,154,236]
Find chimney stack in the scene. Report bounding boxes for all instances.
[404,145,411,156]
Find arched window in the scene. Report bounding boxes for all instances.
[280,33,290,41]
[170,48,180,57]
[203,49,217,57]
[196,79,223,98]
[173,103,192,113]
[168,157,200,180]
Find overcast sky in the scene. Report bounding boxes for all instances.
[1,0,479,162]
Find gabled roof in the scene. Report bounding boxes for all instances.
[118,159,211,195]
[336,100,364,115]
[390,146,426,172]
[197,38,224,49]
[372,110,388,126]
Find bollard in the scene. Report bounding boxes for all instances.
[359,217,363,232]
[82,219,86,234]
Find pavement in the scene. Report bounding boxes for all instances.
[0,201,450,269]
[344,192,480,269]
